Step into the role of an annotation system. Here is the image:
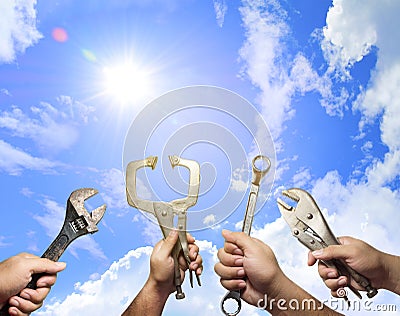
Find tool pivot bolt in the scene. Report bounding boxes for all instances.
[307,213,313,219]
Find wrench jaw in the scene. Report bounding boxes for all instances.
[68,188,106,234]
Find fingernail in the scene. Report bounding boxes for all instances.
[169,230,178,237]
[9,298,19,307]
[192,252,197,258]
[338,278,347,286]
[327,271,337,278]
[56,262,67,268]
[312,249,323,257]
[233,249,243,255]
[20,292,30,300]
[234,258,243,266]
[191,263,198,270]
[237,269,245,277]
[9,310,18,316]
[238,281,246,288]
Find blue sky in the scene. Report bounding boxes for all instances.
[1,0,399,315]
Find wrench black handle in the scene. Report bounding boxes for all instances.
[26,232,72,290]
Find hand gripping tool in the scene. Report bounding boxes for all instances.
[277,188,378,302]
[126,155,201,299]
[0,188,106,315]
[221,155,271,316]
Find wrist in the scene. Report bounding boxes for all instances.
[145,277,172,302]
[381,253,400,295]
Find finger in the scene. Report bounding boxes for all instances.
[158,230,179,259]
[189,252,203,271]
[311,244,352,261]
[186,233,195,244]
[29,259,66,275]
[35,274,57,288]
[19,287,50,305]
[308,251,317,266]
[188,243,199,261]
[220,279,246,291]
[217,248,243,267]
[8,296,42,314]
[214,262,246,279]
[223,241,243,256]
[317,261,338,279]
[222,230,254,253]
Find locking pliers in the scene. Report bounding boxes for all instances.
[126,155,201,299]
[277,188,378,300]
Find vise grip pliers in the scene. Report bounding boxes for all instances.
[0,188,106,315]
[277,188,378,301]
[126,155,201,299]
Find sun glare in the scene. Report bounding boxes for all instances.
[102,62,151,104]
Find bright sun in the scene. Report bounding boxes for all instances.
[102,62,151,104]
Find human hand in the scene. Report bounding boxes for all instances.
[214,230,289,307]
[0,253,66,315]
[147,230,203,296]
[308,236,400,296]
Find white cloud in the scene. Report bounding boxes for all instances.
[213,0,228,27]
[203,214,216,225]
[33,197,106,260]
[0,0,42,63]
[238,1,339,144]
[0,139,60,175]
[0,98,95,154]
[37,239,265,316]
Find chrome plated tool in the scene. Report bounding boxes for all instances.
[277,188,378,301]
[126,155,201,299]
[221,155,271,316]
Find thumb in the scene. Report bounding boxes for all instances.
[30,258,66,274]
[311,245,351,261]
[159,230,179,259]
[222,230,254,252]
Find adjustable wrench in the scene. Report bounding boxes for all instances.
[0,188,106,315]
[221,155,271,316]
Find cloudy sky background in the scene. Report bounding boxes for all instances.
[1,0,399,315]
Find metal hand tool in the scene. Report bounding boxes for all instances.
[0,188,106,315]
[221,155,271,316]
[126,155,201,299]
[277,188,378,302]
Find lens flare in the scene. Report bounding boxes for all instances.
[52,27,68,42]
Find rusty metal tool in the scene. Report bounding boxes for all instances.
[126,155,201,299]
[277,188,378,302]
[0,188,106,315]
[221,155,271,316]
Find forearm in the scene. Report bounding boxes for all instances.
[122,279,170,316]
[262,277,343,316]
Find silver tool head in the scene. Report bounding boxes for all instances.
[69,188,107,233]
[251,155,271,185]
